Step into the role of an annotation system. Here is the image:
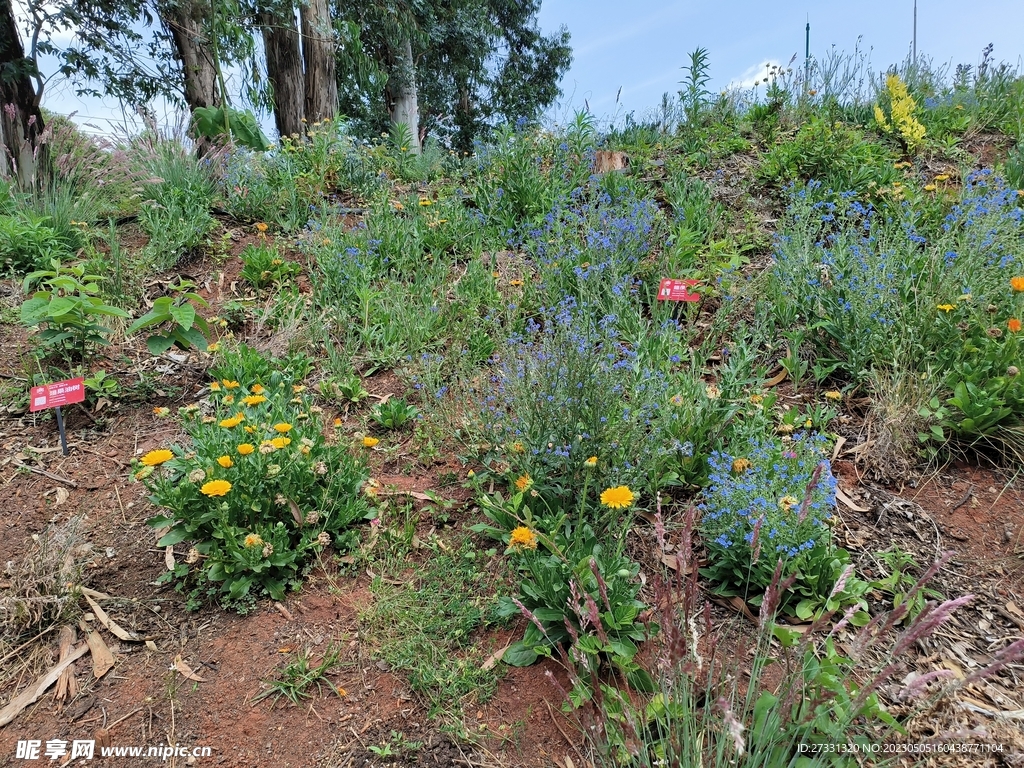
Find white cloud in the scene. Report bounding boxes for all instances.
[728,59,782,90]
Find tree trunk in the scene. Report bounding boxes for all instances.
[300,0,337,124]
[0,0,45,189]
[387,37,420,154]
[261,7,305,138]
[161,0,219,112]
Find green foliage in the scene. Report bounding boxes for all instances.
[126,279,211,354]
[132,135,217,269]
[370,398,419,430]
[140,367,368,608]
[869,547,943,623]
[0,214,72,275]
[252,645,344,706]
[20,259,130,360]
[759,116,898,194]
[472,491,654,705]
[679,47,712,129]
[361,537,503,717]
[239,243,300,289]
[192,106,273,152]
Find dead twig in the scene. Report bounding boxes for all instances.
[11,461,77,487]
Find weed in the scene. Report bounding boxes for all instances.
[253,644,345,706]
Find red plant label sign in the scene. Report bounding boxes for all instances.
[29,377,85,412]
[656,279,701,302]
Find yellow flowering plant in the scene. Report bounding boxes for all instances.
[470,487,655,700]
[874,74,926,152]
[138,352,369,609]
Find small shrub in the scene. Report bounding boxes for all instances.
[874,73,927,152]
[0,214,70,274]
[240,243,300,289]
[698,432,868,620]
[138,371,368,607]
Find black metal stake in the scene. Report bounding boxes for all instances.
[55,406,69,456]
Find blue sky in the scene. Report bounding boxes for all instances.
[537,0,1023,122]
[31,0,1024,136]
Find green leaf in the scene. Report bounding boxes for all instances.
[157,527,192,547]
[169,302,196,330]
[501,641,540,667]
[146,334,177,355]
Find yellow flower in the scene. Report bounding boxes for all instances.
[508,526,538,551]
[243,395,267,406]
[237,443,255,455]
[778,495,799,511]
[243,533,264,548]
[584,456,598,468]
[223,395,234,404]
[273,422,292,433]
[924,184,936,192]
[510,441,525,454]
[217,455,234,468]
[201,479,232,497]
[140,449,174,467]
[219,414,245,428]
[1011,276,1024,293]
[731,458,752,473]
[207,342,220,353]
[936,304,955,312]
[292,385,306,393]
[824,390,842,401]
[509,279,524,287]
[393,201,404,210]
[418,198,433,206]
[600,486,635,509]
[271,437,292,449]
[934,174,950,182]
[255,222,268,233]
[750,394,764,405]
[363,436,379,447]
[153,406,170,417]
[222,380,240,389]
[333,418,342,427]
[251,384,265,394]
[210,382,221,392]
[514,474,532,492]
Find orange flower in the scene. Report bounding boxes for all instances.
[1009,318,1022,333]
[1012,276,1024,293]
[362,436,379,447]
[201,479,232,497]
[514,474,532,492]
[251,384,265,394]
[140,449,174,466]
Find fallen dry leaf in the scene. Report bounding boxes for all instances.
[836,486,868,512]
[480,643,511,671]
[164,546,175,571]
[764,368,787,388]
[54,487,70,506]
[173,655,205,683]
[82,592,140,642]
[0,643,89,727]
[80,622,115,679]
[287,498,304,526]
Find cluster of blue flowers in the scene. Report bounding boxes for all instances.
[699,432,837,560]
